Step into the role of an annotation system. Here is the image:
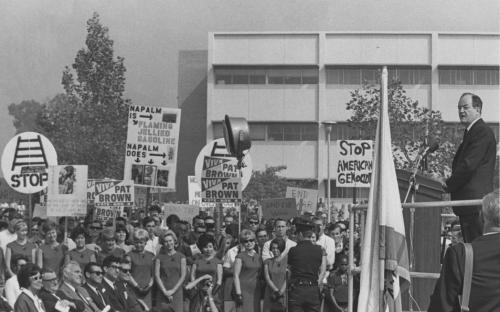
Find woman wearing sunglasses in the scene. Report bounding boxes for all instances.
[14,263,45,312]
[233,229,263,312]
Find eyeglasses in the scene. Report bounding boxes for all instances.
[121,269,131,274]
[242,239,255,243]
[90,271,103,276]
[248,221,259,225]
[30,275,42,281]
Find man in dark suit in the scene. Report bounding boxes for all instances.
[82,262,110,310]
[444,93,497,242]
[38,270,76,312]
[428,190,500,312]
[101,255,127,312]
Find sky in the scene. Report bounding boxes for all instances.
[1,0,499,160]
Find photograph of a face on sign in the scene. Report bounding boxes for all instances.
[58,165,76,194]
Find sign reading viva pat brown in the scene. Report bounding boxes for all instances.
[93,180,134,222]
[1,132,58,194]
[195,139,253,203]
[124,105,181,190]
[333,140,373,188]
[46,165,88,217]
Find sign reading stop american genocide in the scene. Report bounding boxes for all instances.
[124,105,181,191]
[333,140,373,188]
[93,180,134,222]
[1,132,58,194]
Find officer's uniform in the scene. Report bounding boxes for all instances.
[287,221,324,312]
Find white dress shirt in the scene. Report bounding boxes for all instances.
[5,275,19,308]
[316,233,336,268]
[261,237,297,261]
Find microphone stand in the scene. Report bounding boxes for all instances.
[403,150,425,312]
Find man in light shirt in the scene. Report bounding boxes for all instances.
[312,217,336,269]
[262,219,297,261]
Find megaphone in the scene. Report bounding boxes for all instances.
[222,115,251,167]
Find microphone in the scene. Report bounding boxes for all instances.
[421,142,439,158]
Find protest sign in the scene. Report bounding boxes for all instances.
[188,176,202,206]
[124,105,181,191]
[1,132,58,194]
[93,180,134,223]
[33,204,47,218]
[285,187,318,214]
[261,198,297,220]
[194,139,252,203]
[333,140,373,188]
[46,165,88,217]
[162,203,200,223]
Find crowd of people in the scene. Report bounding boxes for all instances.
[0,204,360,312]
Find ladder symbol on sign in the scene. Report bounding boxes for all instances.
[11,135,49,171]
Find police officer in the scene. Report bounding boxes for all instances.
[287,218,327,312]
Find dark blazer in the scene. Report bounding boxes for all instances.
[81,283,108,310]
[428,233,500,312]
[446,119,497,215]
[14,292,46,312]
[57,282,93,312]
[38,288,60,312]
[101,279,127,312]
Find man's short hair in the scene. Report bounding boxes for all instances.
[166,214,180,226]
[142,216,155,227]
[148,204,161,214]
[460,92,483,113]
[102,255,122,268]
[274,218,286,227]
[62,261,80,279]
[84,262,101,277]
[482,190,500,227]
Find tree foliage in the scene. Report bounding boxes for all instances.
[243,166,289,201]
[346,81,461,178]
[37,12,130,179]
[7,100,45,134]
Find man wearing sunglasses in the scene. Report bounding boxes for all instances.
[246,215,260,232]
[82,262,109,310]
[102,255,127,312]
[118,260,149,312]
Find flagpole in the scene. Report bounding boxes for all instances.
[379,65,389,311]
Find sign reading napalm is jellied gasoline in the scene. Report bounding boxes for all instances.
[333,140,373,188]
[124,105,181,190]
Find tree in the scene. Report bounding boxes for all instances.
[39,12,130,179]
[345,81,461,178]
[7,100,45,133]
[243,166,289,202]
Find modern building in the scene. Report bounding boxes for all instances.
[204,31,499,201]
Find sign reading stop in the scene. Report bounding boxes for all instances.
[1,132,58,194]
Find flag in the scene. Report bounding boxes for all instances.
[357,67,411,312]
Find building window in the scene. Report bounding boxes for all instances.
[326,66,431,85]
[439,67,499,85]
[212,122,318,141]
[214,67,318,85]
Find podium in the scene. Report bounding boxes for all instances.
[396,169,444,310]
